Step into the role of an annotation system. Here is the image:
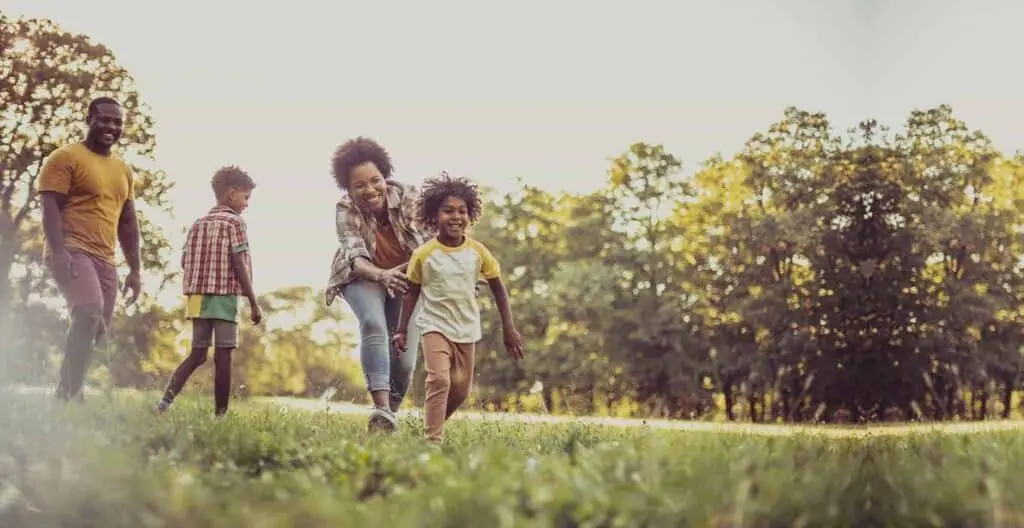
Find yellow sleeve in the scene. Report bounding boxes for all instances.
[475,241,501,280]
[38,147,74,195]
[406,247,425,285]
[126,164,136,201]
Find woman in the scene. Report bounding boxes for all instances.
[324,137,429,432]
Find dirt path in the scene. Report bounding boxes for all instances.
[262,396,1024,438]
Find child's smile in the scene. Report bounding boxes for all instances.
[437,196,469,242]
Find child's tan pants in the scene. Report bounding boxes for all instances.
[422,331,475,442]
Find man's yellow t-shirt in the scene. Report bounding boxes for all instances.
[406,237,501,344]
[37,143,135,265]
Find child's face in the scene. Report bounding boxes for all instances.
[227,187,252,213]
[437,195,469,240]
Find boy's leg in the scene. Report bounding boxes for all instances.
[422,332,454,442]
[211,320,238,416]
[385,294,421,412]
[445,342,476,419]
[53,252,104,402]
[157,320,213,411]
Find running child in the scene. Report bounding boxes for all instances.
[392,172,525,443]
[156,166,262,416]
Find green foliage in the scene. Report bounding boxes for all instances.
[471,106,1024,423]
[0,14,176,383]
[0,392,885,527]
[6,15,1024,424]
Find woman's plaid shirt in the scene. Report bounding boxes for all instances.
[325,180,430,306]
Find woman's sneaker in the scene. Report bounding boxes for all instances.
[367,406,398,433]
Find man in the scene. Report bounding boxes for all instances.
[38,96,142,401]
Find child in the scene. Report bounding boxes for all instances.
[392,172,525,444]
[156,166,262,416]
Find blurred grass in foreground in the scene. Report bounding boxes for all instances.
[0,389,1022,526]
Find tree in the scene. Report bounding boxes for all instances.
[0,15,175,380]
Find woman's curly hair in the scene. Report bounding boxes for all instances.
[415,171,484,231]
[331,137,393,191]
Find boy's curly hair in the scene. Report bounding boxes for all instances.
[211,165,255,200]
[416,171,484,231]
[331,137,393,191]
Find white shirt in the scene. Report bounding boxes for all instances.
[407,237,501,343]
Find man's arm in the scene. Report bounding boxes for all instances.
[117,199,142,274]
[40,191,68,254]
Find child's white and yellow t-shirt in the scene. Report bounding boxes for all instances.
[406,237,501,344]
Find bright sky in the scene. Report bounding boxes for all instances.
[5,0,1024,306]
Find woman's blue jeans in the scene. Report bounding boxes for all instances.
[341,279,421,412]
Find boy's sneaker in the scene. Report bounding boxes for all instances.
[155,400,170,414]
[367,406,398,433]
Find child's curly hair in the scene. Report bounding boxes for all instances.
[415,171,484,231]
[211,165,255,199]
[331,137,393,191]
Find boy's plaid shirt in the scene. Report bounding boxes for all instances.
[325,180,431,306]
[182,205,251,296]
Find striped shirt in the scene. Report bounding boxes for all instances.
[182,205,251,296]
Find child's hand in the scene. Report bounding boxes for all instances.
[503,325,525,360]
[391,332,407,357]
[249,300,263,325]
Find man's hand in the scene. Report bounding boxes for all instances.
[122,269,142,305]
[503,324,525,360]
[51,249,76,286]
[391,332,407,358]
[249,299,263,325]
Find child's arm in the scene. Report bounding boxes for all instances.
[392,284,420,355]
[228,219,261,324]
[487,277,524,360]
[393,248,424,354]
[230,252,261,324]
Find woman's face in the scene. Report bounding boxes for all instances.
[348,162,388,214]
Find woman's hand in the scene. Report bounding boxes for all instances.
[376,266,411,295]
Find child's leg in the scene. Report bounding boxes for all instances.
[157,320,212,410]
[211,320,238,416]
[445,342,476,419]
[422,332,454,442]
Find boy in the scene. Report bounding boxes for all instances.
[155,166,262,416]
[392,172,525,444]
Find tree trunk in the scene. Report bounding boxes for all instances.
[724,383,735,421]
[1002,383,1012,420]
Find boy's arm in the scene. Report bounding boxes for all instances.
[228,218,259,317]
[394,249,424,348]
[394,284,420,338]
[230,252,257,305]
[488,277,525,359]
[487,277,516,330]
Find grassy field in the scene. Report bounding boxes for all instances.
[0,392,1022,527]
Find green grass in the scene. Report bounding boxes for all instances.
[0,391,1020,527]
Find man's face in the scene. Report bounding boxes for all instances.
[86,103,124,151]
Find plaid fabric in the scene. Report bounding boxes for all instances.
[325,179,431,306]
[182,205,251,296]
